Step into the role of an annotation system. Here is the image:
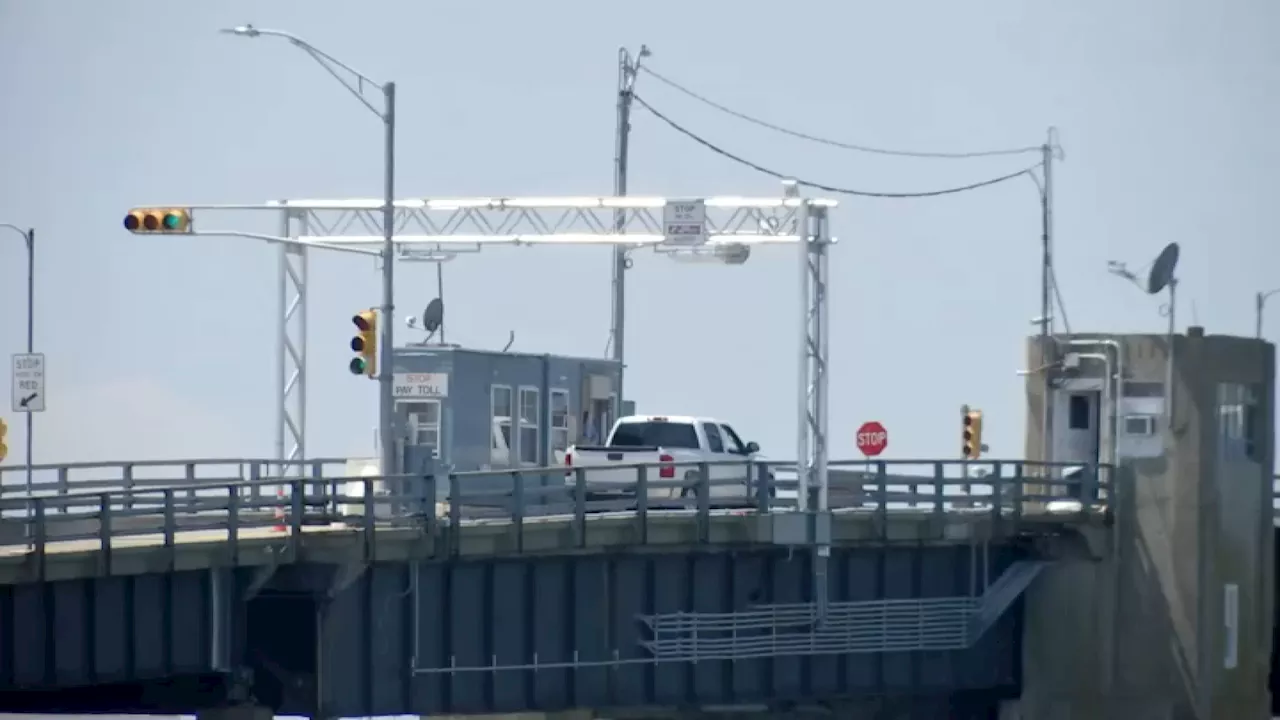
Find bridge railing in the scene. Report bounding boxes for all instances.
[0,458,351,516]
[0,458,1112,561]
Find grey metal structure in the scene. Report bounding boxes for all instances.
[0,223,35,500]
[1020,329,1276,719]
[276,209,307,472]
[151,192,834,495]
[0,457,1112,573]
[222,24,399,484]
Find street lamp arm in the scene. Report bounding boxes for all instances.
[0,223,29,243]
[222,25,387,120]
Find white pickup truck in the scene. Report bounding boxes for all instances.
[564,415,773,501]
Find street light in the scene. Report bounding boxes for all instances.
[1256,288,1280,339]
[0,223,35,501]
[222,24,398,477]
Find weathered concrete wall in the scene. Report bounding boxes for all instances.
[1018,331,1276,719]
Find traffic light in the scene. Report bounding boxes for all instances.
[123,208,192,234]
[349,309,378,378]
[962,409,984,459]
[0,418,8,463]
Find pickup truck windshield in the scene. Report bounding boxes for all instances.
[608,421,700,449]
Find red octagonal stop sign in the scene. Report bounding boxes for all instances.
[856,421,889,457]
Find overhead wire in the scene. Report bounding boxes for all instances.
[631,94,1041,199]
[638,65,1044,160]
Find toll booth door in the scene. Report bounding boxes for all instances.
[398,400,444,511]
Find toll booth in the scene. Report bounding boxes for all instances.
[391,345,624,508]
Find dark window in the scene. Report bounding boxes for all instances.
[1123,381,1166,398]
[720,424,748,454]
[609,421,700,449]
[702,423,725,453]
[1068,394,1091,430]
[1244,403,1259,461]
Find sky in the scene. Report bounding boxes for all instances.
[1,0,1279,481]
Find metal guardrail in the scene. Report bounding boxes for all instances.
[0,459,1111,569]
[0,457,350,511]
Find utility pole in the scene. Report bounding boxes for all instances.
[379,81,397,478]
[1039,129,1056,465]
[610,45,649,419]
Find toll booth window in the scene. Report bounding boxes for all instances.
[404,401,441,452]
[609,420,699,449]
[518,387,541,465]
[1068,394,1091,430]
[550,389,570,459]
[490,385,513,463]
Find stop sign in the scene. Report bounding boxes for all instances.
[856,421,889,457]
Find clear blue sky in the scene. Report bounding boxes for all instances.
[1,0,1277,470]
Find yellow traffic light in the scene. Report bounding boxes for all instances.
[0,418,8,463]
[123,208,192,234]
[350,309,378,378]
[962,409,984,459]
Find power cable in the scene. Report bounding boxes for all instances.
[639,65,1043,160]
[632,94,1041,199]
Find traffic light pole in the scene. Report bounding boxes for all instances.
[379,82,397,478]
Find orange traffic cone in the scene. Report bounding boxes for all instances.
[273,486,287,532]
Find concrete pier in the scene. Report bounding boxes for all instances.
[1017,331,1276,718]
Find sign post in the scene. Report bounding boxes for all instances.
[856,420,888,507]
[11,353,45,413]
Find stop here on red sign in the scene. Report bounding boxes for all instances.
[856,421,888,457]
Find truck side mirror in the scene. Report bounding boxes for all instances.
[745,441,760,454]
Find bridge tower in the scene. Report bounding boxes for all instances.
[1017,328,1275,719]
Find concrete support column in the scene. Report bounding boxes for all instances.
[196,705,273,720]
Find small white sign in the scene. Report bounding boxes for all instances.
[393,372,449,399]
[662,199,708,246]
[11,353,45,413]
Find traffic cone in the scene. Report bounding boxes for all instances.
[273,486,287,532]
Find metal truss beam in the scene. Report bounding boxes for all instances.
[161,192,837,495]
[276,207,307,477]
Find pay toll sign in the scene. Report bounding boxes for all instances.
[11,353,46,413]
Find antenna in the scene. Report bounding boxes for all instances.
[1145,241,1180,431]
[422,298,443,334]
[1145,242,1179,295]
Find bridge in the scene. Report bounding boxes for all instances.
[0,456,1109,719]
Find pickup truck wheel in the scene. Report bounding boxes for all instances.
[680,470,702,501]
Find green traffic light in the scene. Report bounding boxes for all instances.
[163,213,182,230]
[349,358,367,375]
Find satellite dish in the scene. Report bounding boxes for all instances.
[1145,242,1180,295]
[422,298,443,334]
